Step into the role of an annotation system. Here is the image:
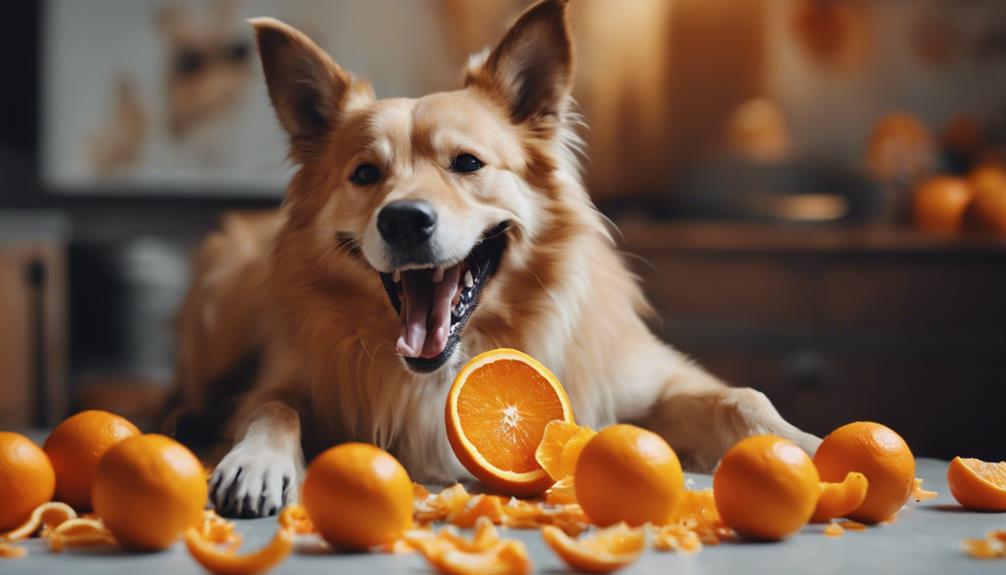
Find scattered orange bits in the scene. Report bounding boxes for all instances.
[535,420,596,483]
[185,527,293,575]
[447,494,507,528]
[0,542,26,559]
[911,478,938,502]
[200,510,242,548]
[408,517,532,575]
[964,530,1006,559]
[415,484,472,525]
[277,505,315,535]
[811,472,869,523]
[837,520,868,532]
[544,477,577,506]
[48,518,116,553]
[1,501,76,542]
[653,524,703,554]
[542,523,645,574]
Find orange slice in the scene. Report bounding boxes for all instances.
[948,457,1006,511]
[185,527,293,575]
[811,472,869,523]
[542,523,645,574]
[446,349,574,496]
[535,421,595,482]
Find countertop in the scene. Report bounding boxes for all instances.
[4,458,1004,574]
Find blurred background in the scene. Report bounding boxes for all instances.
[2,0,1005,460]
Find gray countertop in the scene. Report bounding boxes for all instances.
[4,458,1003,574]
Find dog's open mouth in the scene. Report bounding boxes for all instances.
[379,223,509,373]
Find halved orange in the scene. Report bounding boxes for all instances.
[446,349,574,496]
[541,523,645,574]
[947,457,1006,512]
[811,472,869,523]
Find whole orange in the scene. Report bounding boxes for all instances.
[912,176,973,233]
[43,410,140,510]
[301,443,413,550]
[813,421,915,524]
[713,435,819,540]
[92,434,207,550]
[574,424,684,527]
[966,165,1006,233]
[0,432,56,531]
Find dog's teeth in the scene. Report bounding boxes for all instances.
[433,266,445,283]
[463,270,474,288]
[393,269,401,283]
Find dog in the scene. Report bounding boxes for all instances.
[169,0,820,518]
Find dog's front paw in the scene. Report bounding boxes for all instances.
[210,443,303,518]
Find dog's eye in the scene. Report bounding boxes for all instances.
[350,164,382,186]
[450,153,484,174]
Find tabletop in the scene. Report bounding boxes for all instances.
[4,458,1003,574]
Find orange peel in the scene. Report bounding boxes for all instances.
[48,518,116,553]
[811,472,869,523]
[1,502,77,542]
[964,530,1006,559]
[653,524,703,554]
[911,478,938,502]
[184,527,293,575]
[447,494,506,528]
[277,504,315,535]
[542,523,645,574]
[409,517,531,575]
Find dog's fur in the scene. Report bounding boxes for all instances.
[170,0,819,518]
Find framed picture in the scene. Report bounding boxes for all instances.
[41,0,463,196]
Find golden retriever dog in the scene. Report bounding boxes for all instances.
[170,0,819,518]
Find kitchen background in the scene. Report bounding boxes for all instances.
[2,0,1005,459]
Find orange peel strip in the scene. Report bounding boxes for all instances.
[409,520,531,575]
[811,472,869,523]
[544,476,577,506]
[838,520,868,531]
[0,542,27,559]
[277,504,315,535]
[185,527,293,575]
[542,523,645,574]
[912,478,938,502]
[1,502,77,542]
[48,519,116,553]
[823,523,845,538]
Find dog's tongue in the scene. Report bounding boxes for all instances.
[396,265,460,359]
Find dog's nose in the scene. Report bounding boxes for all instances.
[377,200,438,249]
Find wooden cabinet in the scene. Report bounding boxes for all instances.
[0,214,69,429]
[621,222,1006,460]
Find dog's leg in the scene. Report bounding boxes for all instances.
[210,390,306,518]
[638,360,821,473]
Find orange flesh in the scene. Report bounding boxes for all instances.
[457,359,565,473]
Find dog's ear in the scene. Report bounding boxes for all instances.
[249,18,368,151]
[465,0,573,125]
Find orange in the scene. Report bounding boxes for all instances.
[713,435,820,540]
[301,442,413,550]
[813,421,915,524]
[535,420,595,482]
[574,424,684,527]
[811,471,869,523]
[541,523,645,574]
[966,165,1006,233]
[445,348,574,496]
[0,432,56,532]
[185,527,293,575]
[912,176,973,233]
[92,434,207,550]
[947,457,1006,512]
[43,410,140,510]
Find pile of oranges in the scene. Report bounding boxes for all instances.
[2,348,1005,574]
[913,165,1006,234]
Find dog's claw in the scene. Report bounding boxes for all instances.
[211,445,302,518]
